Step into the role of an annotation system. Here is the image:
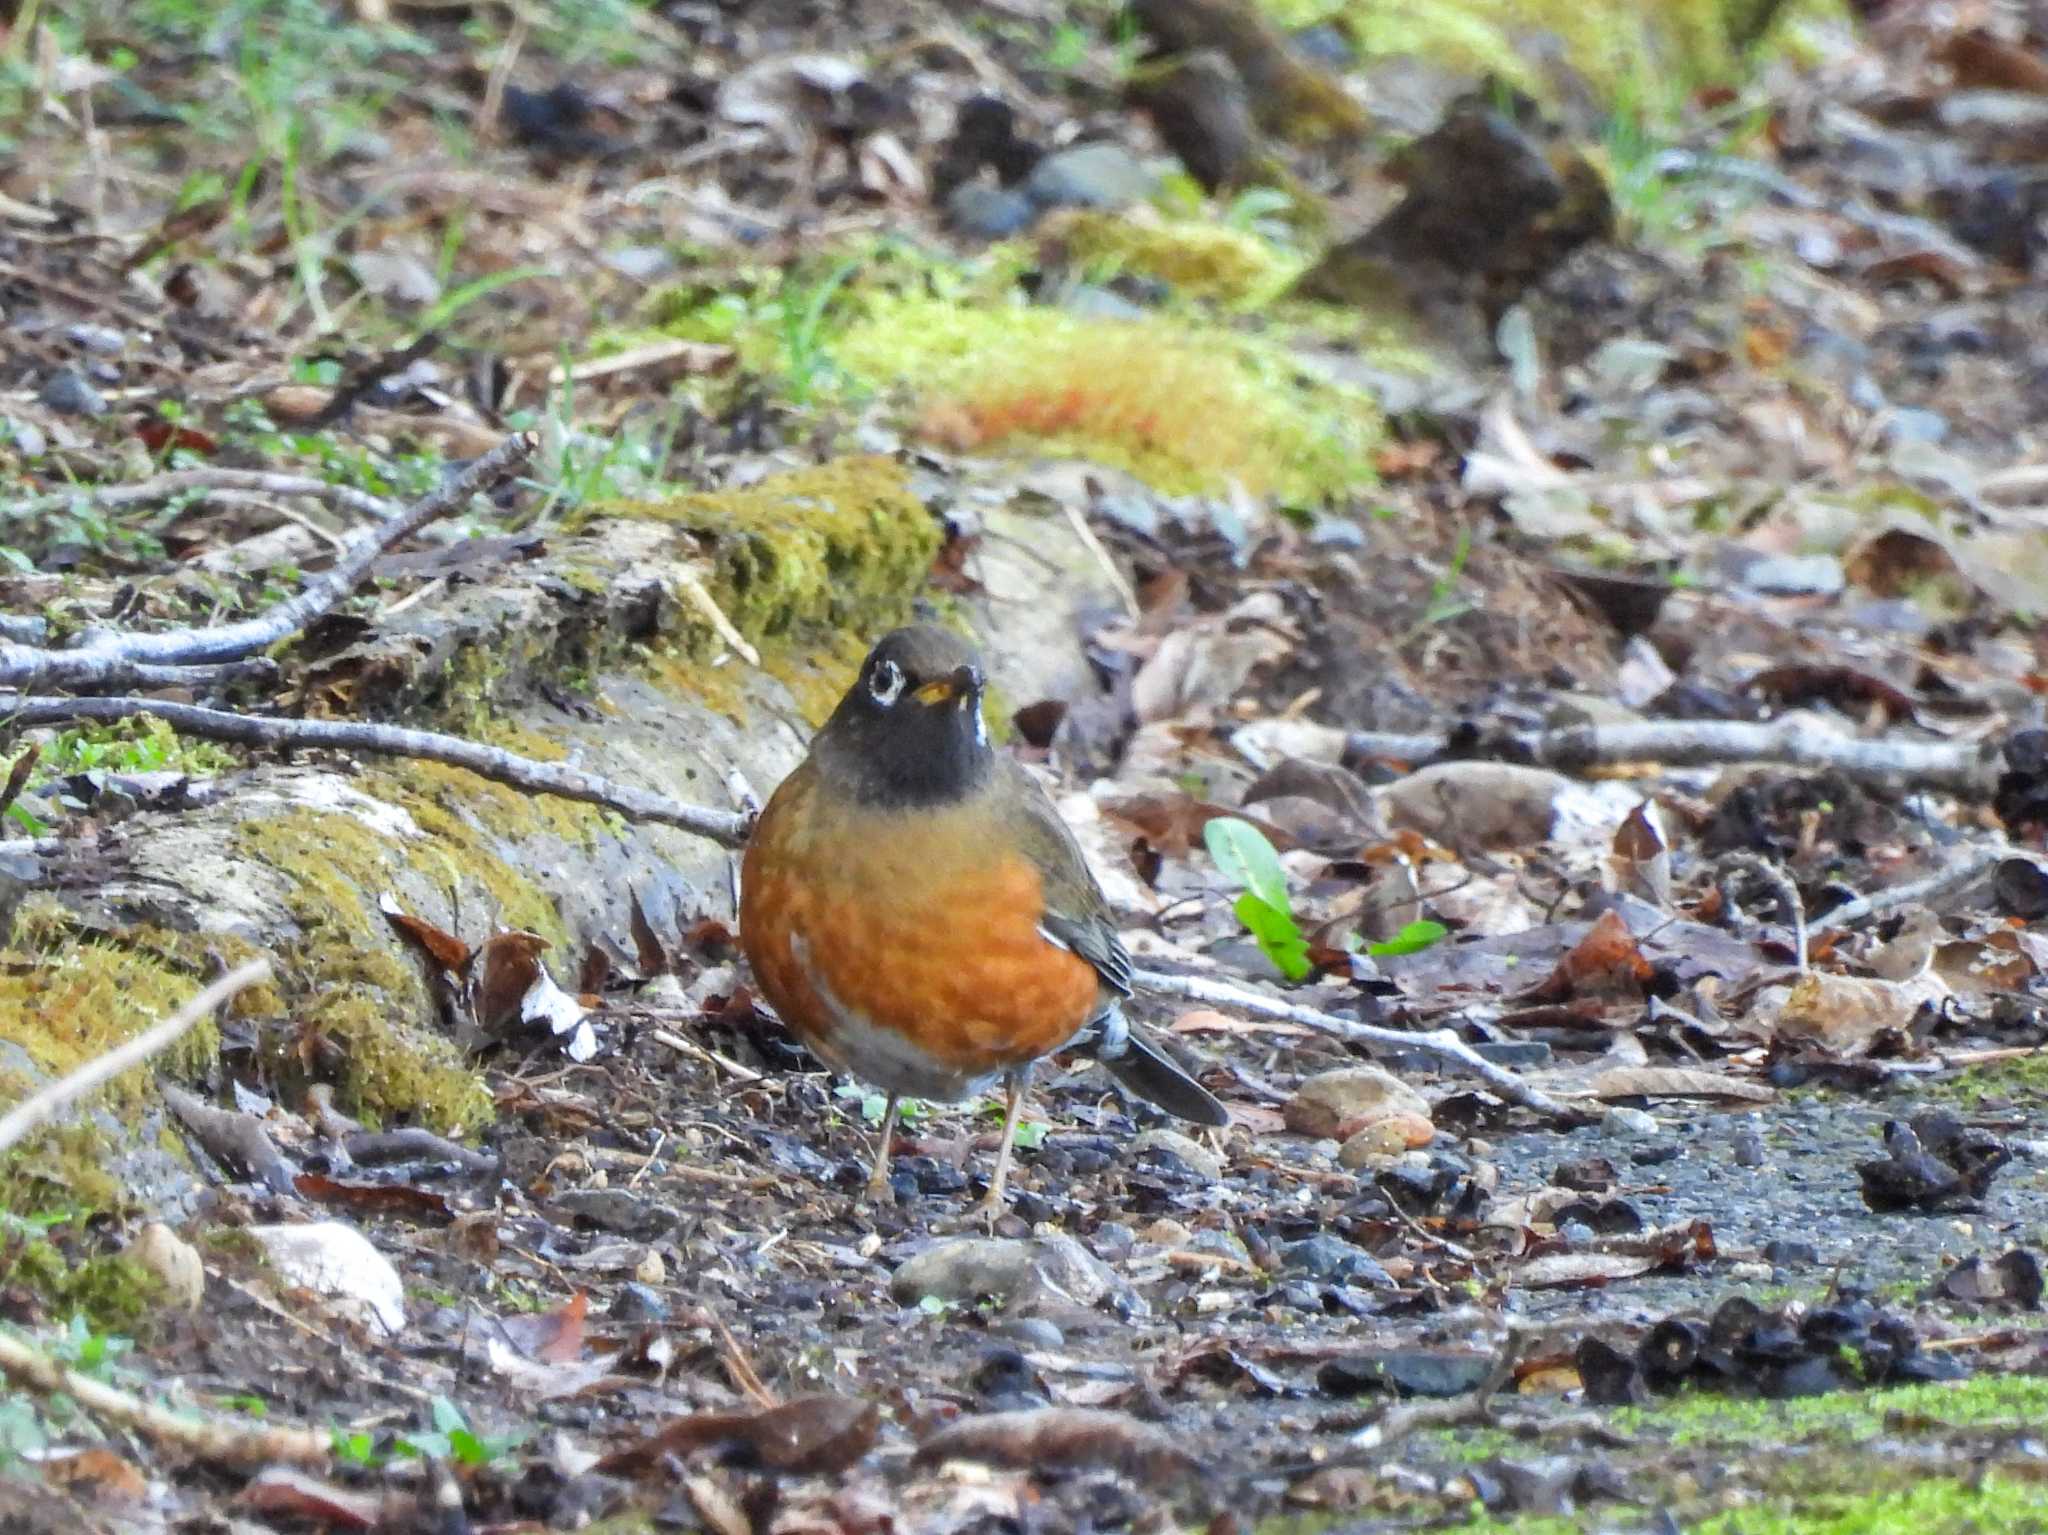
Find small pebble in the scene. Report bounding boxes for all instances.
[611,1283,669,1322]
[40,367,107,417]
[1732,1126,1766,1168]
[1600,1106,1659,1138]
[1559,1220,1596,1249]
[992,1315,1064,1350]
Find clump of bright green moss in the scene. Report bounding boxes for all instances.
[578,456,940,646]
[1046,209,1308,307]
[1258,0,1816,100]
[0,1233,162,1334]
[834,296,1380,502]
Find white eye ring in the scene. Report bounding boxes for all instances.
[868,658,905,707]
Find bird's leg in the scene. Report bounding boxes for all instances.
[863,1093,900,1204]
[973,1065,1034,1224]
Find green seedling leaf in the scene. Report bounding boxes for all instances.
[1236,893,1312,982]
[1204,817,1291,912]
[1366,920,1449,957]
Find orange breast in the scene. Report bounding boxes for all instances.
[739,763,1102,1099]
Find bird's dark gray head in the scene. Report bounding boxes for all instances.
[815,625,993,807]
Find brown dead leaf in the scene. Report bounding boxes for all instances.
[379,895,469,972]
[629,890,670,977]
[1941,28,2048,92]
[1129,608,1290,724]
[912,1406,1200,1485]
[1102,792,1299,860]
[1382,761,1572,849]
[599,1394,880,1478]
[293,1172,455,1225]
[1773,970,1950,1056]
[1516,1251,1657,1289]
[462,931,591,1057]
[1588,1067,1775,1104]
[38,1447,147,1503]
[238,1468,389,1529]
[0,745,35,820]
[1524,910,1654,1003]
[1241,757,1382,833]
[1609,800,1672,908]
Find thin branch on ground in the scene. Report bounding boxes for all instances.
[1132,968,1577,1120]
[1812,846,2008,933]
[1342,1328,1526,1454]
[0,656,277,695]
[7,465,401,524]
[0,696,752,846]
[0,432,536,690]
[0,959,272,1158]
[158,1081,301,1195]
[0,1326,331,1468]
[1345,718,1999,795]
[1727,853,1808,972]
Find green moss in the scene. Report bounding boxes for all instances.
[0,917,222,1110]
[834,296,1381,502]
[0,1123,121,1216]
[1615,1373,2048,1450]
[1936,1052,2048,1109]
[1261,0,1824,100]
[579,456,939,646]
[0,1238,161,1333]
[1048,209,1307,307]
[231,808,494,1133]
[1450,1475,2048,1534]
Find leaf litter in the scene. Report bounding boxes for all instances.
[5,0,2048,1530]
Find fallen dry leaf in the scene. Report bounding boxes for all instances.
[912,1406,1200,1485]
[1772,970,1950,1056]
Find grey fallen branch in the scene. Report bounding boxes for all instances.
[0,959,272,1158]
[7,465,400,525]
[0,655,277,696]
[1345,718,1999,795]
[159,1081,300,1196]
[1811,846,2008,934]
[0,432,536,691]
[0,696,752,847]
[1132,967,1575,1120]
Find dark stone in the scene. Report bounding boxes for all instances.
[39,368,107,417]
[1317,1348,1494,1398]
[610,1283,669,1323]
[944,182,1039,240]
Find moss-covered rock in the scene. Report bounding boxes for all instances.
[577,456,941,649]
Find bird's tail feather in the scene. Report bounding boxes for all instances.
[1099,1025,1229,1128]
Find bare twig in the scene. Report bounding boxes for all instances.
[0,959,272,1158]
[158,1081,300,1195]
[1811,847,2007,934]
[7,465,400,524]
[0,745,37,820]
[1342,1328,1526,1455]
[1345,718,1999,796]
[0,432,536,690]
[0,1327,330,1467]
[0,696,752,846]
[1727,854,1808,973]
[1132,968,1576,1120]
